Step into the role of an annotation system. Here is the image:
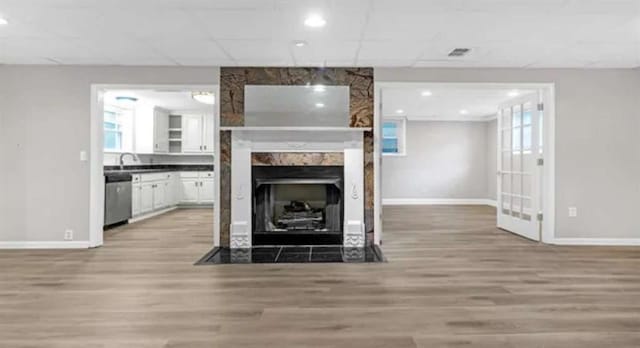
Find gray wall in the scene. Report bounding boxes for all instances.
[1,66,639,242]
[0,66,219,242]
[377,68,640,239]
[383,120,495,200]
[486,119,498,201]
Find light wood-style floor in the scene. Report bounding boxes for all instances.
[1,206,640,347]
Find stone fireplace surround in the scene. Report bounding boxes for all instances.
[219,67,375,248]
[227,128,366,248]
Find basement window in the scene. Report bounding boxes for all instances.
[382,118,406,156]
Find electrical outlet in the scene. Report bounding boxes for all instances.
[64,229,74,241]
[568,207,578,218]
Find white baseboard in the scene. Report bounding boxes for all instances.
[551,238,640,246]
[383,198,497,207]
[129,206,177,223]
[0,241,91,249]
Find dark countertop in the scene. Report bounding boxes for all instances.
[104,164,214,176]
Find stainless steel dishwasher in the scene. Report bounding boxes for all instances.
[104,173,132,226]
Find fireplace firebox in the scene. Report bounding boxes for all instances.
[252,166,344,245]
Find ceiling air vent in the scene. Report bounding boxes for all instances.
[448,48,471,57]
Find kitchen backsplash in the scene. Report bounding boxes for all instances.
[104,153,214,166]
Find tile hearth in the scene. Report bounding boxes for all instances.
[196,246,385,265]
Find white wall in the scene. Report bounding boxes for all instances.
[0,66,219,243]
[377,68,640,240]
[103,153,213,166]
[383,120,495,201]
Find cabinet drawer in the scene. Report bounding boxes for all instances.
[199,172,214,179]
[141,173,168,182]
[180,172,200,179]
[132,174,141,183]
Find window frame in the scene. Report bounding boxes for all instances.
[103,103,133,154]
[381,116,407,157]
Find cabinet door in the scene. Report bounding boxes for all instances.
[153,182,166,210]
[154,108,170,153]
[140,183,154,214]
[181,179,200,203]
[202,114,214,153]
[199,179,215,204]
[132,184,142,216]
[182,115,203,153]
[164,179,174,207]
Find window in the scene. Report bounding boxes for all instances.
[103,105,133,152]
[382,118,406,156]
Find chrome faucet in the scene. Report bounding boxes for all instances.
[119,152,140,170]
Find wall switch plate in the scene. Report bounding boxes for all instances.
[568,207,578,218]
[80,151,88,161]
[64,229,74,241]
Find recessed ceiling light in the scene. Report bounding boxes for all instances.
[507,90,520,97]
[421,90,433,97]
[459,109,469,115]
[0,18,8,26]
[396,109,404,114]
[293,40,307,47]
[192,91,215,105]
[304,14,326,28]
[313,85,326,93]
[315,102,325,108]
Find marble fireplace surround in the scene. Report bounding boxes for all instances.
[219,67,375,248]
[228,129,366,248]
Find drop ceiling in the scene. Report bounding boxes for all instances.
[0,0,639,67]
[382,86,536,121]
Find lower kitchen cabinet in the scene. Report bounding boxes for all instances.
[131,171,213,220]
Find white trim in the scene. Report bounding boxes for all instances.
[90,83,218,249]
[373,86,382,245]
[383,198,497,206]
[0,241,91,249]
[376,81,556,245]
[128,206,177,223]
[551,238,640,246]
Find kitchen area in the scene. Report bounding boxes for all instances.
[102,88,215,234]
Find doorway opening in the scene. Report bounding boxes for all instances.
[377,82,555,243]
[90,84,218,248]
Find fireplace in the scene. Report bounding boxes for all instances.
[252,166,344,245]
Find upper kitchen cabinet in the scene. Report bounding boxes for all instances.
[181,114,214,153]
[135,105,170,154]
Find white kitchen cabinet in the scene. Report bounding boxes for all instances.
[135,105,170,154]
[132,184,141,216]
[181,179,200,203]
[200,179,215,203]
[181,114,214,153]
[140,183,154,214]
[152,182,166,209]
[179,172,214,204]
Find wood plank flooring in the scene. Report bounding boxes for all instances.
[1,206,640,347]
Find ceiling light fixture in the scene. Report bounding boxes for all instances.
[421,90,433,97]
[293,40,307,47]
[315,102,325,108]
[192,91,215,105]
[507,90,520,97]
[459,109,469,115]
[115,96,138,106]
[0,18,8,25]
[313,85,326,93]
[304,14,326,28]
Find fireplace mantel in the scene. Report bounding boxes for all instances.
[229,128,365,249]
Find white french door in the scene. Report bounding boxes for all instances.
[497,93,543,241]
